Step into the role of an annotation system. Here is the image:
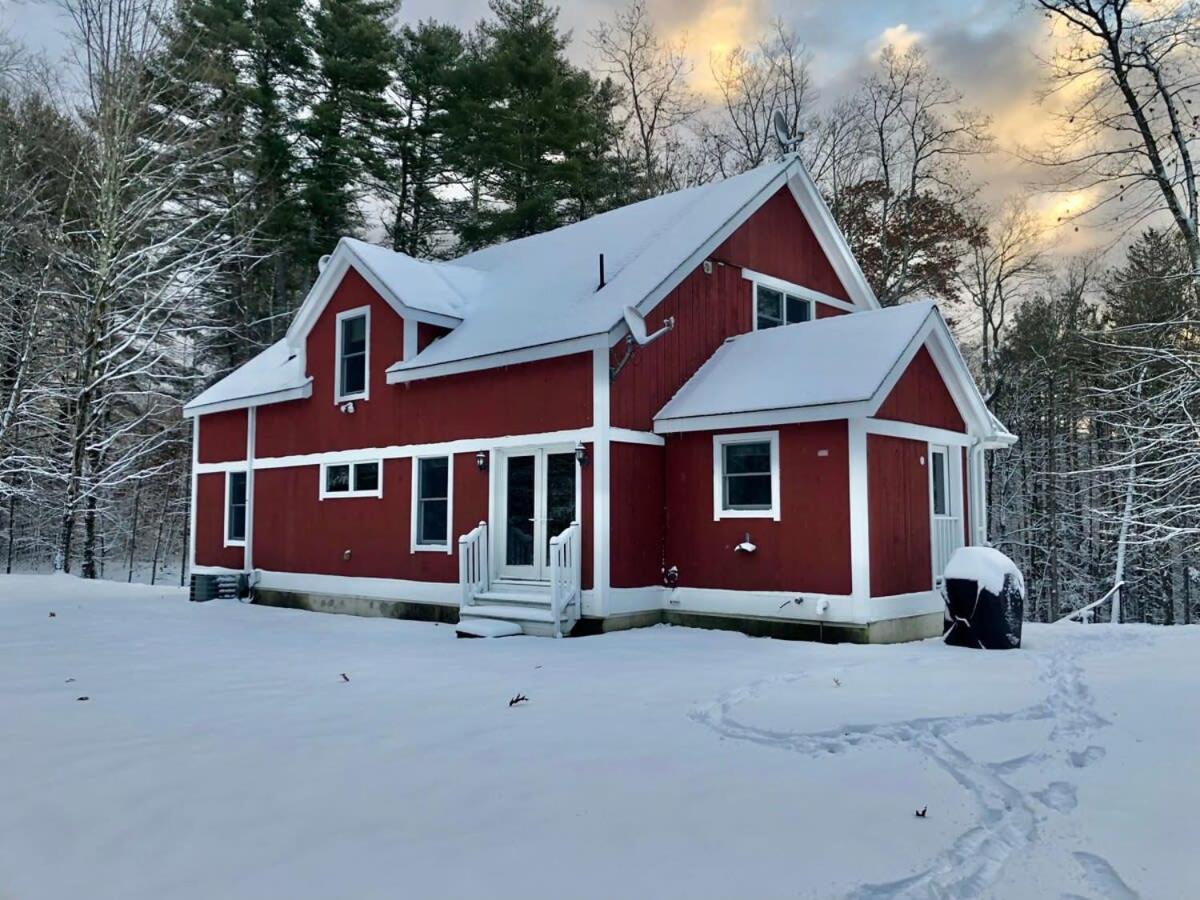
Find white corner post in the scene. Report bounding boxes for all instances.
[592,346,611,617]
[847,418,871,621]
[188,416,199,576]
[245,407,256,572]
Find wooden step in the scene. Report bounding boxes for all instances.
[461,604,558,624]
[473,590,553,608]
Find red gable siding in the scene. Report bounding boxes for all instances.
[611,188,853,432]
[254,266,592,458]
[662,421,851,594]
[713,187,850,300]
[194,472,243,569]
[867,434,932,596]
[875,346,966,432]
[197,409,247,463]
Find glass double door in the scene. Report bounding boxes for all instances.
[500,449,577,580]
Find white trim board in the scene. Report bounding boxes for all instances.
[182,380,313,419]
[387,334,605,384]
[741,268,857,314]
[864,418,971,446]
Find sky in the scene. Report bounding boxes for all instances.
[0,0,1100,254]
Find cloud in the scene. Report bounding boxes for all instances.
[872,23,923,58]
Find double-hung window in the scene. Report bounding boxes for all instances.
[754,283,812,330]
[321,460,382,499]
[336,307,369,402]
[225,471,247,546]
[412,456,452,551]
[713,432,781,521]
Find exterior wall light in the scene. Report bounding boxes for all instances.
[575,442,589,466]
[475,451,488,471]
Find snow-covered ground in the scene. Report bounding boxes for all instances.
[1,575,1196,899]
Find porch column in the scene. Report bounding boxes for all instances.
[591,347,611,616]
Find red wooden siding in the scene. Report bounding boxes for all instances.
[254,265,592,458]
[867,434,932,596]
[610,442,665,588]
[816,304,848,318]
[875,346,966,432]
[610,187,854,432]
[611,264,749,431]
[663,422,851,594]
[197,410,247,463]
[713,188,850,300]
[195,472,243,568]
[417,321,451,352]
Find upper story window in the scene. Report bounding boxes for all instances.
[320,460,382,499]
[335,306,370,402]
[754,283,812,330]
[712,431,781,521]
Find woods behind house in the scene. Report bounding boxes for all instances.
[0,0,1196,623]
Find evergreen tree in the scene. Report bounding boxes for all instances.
[387,21,464,257]
[302,0,400,269]
[450,0,624,250]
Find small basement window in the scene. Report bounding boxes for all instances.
[754,283,812,330]
[713,432,780,521]
[413,456,452,551]
[225,470,247,546]
[336,306,369,402]
[320,460,382,499]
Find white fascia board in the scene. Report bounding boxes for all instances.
[654,400,876,434]
[864,417,973,447]
[385,333,607,383]
[784,167,881,311]
[739,268,858,313]
[285,244,461,354]
[182,379,314,419]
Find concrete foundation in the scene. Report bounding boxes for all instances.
[253,587,940,644]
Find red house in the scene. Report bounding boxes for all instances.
[184,158,1015,642]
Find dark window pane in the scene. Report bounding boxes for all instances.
[932,452,947,515]
[786,295,811,323]
[545,452,577,555]
[505,455,535,566]
[724,441,771,475]
[756,286,782,328]
[725,474,772,509]
[341,315,366,355]
[325,464,350,493]
[354,462,379,492]
[340,354,365,396]
[419,498,447,544]
[229,471,247,505]
[418,457,448,500]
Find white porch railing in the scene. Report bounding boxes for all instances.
[933,516,963,581]
[458,521,489,612]
[548,521,582,639]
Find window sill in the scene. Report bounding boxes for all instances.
[411,542,451,554]
[333,393,367,405]
[714,508,780,521]
[224,539,246,548]
[320,490,383,500]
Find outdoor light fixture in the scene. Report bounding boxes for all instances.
[575,442,589,465]
[475,451,488,471]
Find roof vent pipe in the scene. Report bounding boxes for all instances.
[598,253,605,291]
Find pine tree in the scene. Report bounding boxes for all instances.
[302,0,400,268]
[450,0,624,250]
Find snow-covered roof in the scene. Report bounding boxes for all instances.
[183,340,311,417]
[655,302,939,429]
[339,238,476,320]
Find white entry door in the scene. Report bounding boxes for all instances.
[930,444,963,581]
[498,448,578,580]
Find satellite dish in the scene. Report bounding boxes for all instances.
[623,306,675,346]
[772,110,804,151]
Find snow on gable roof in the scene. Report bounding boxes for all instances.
[387,158,858,380]
[340,238,478,320]
[655,302,937,429]
[183,340,310,418]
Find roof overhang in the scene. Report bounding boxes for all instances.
[182,378,313,419]
[386,333,606,384]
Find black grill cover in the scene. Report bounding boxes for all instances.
[944,572,1023,650]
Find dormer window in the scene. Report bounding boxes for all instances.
[754,283,812,330]
[335,306,370,402]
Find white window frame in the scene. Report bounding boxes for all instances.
[750,280,813,331]
[334,305,370,404]
[411,454,454,554]
[319,460,383,500]
[712,431,781,521]
[224,469,248,547]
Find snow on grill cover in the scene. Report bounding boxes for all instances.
[943,546,1024,650]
